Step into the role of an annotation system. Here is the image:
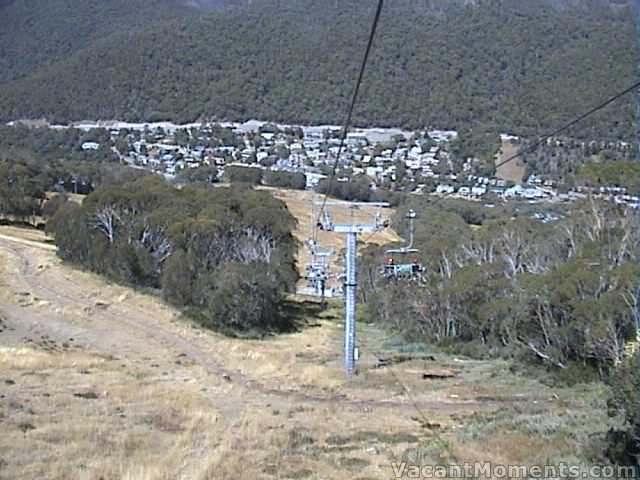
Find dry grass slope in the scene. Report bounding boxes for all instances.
[495,140,526,184]
[262,187,401,288]
[0,218,616,479]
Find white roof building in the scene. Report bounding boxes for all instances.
[472,186,488,197]
[81,142,100,151]
[436,184,455,194]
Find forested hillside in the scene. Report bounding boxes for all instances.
[361,199,640,374]
[0,0,250,80]
[0,0,636,140]
[0,125,150,222]
[0,0,201,84]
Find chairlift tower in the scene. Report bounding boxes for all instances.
[318,201,388,376]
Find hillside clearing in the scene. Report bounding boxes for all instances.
[262,187,402,289]
[0,225,616,478]
[495,140,526,184]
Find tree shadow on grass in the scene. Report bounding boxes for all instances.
[196,297,331,339]
[278,298,328,333]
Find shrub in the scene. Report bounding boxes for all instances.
[225,165,263,185]
[203,263,285,333]
[49,177,298,335]
[263,171,306,190]
[607,349,640,468]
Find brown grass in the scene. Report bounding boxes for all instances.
[0,347,105,370]
[495,140,525,184]
[450,432,575,466]
[0,347,223,480]
[215,318,345,392]
[0,225,615,479]
[260,187,401,288]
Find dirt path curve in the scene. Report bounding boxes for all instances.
[0,233,536,419]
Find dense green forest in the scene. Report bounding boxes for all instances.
[2,0,639,463]
[518,138,638,187]
[0,0,198,84]
[0,125,151,222]
[0,125,299,334]
[47,177,299,334]
[579,160,640,193]
[0,0,636,141]
[0,125,116,165]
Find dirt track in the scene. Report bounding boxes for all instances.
[0,230,523,415]
[0,226,573,479]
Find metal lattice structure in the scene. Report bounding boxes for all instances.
[318,201,388,376]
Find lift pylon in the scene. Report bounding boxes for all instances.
[317,201,389,376]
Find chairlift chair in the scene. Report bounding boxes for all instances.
[382,209,425,280]
[304,238,332,298]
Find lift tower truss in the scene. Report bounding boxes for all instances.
[317,201,388,376]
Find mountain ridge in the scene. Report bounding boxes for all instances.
[0,0,636,139]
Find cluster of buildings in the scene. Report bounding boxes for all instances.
[21,118,639,209]
[90,120,463,190]
[127,142,210,175]
[434,176,555,201]
[433,175,640,208]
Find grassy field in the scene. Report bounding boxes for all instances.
[261,187,402,290]
[0,199,620,479]
[495,140,526,184]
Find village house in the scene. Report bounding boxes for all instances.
[436,184,455,194]
[81,142,100,151]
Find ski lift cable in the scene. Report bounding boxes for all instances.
[438,79,640,209]
[353,80,640,431]
[315,0,384,227]
[494,80,640,172]
[318,0,575,243]
[340,8,640,435]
